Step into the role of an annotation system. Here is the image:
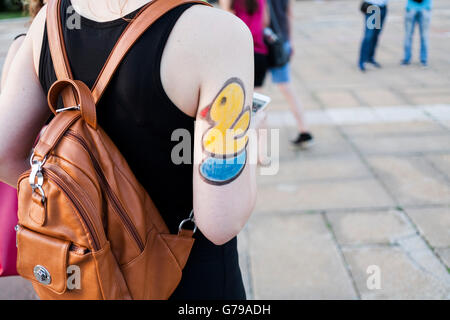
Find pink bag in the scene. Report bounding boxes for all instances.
[0,182,18,277]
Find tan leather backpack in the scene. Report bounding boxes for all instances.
[16,0,211,300]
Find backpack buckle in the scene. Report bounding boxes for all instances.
[33,265,52,285]
[178,210,197,234]
[29,152,47,204]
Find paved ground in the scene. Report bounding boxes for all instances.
[1,0,449,300]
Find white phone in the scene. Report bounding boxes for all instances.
[252,92,271,114]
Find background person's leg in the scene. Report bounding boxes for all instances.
[368,6,387,66]
[277,82,308,134]
[270,42,313,146]
[418,9,431,66]
[403,9,416,64]
[276,81,314,147]
[359,13,374,71]
[270,43,307,134]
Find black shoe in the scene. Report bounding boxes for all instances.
[291,132,314,147]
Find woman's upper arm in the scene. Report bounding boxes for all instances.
[0,7,49,184]
[189,9,257,244]
[1,36,25,90]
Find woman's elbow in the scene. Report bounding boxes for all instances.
[199,222,243,246]
[0,150,29,186]
[0,151,11,174]
[0,156,13,184]
[196,199,256,246]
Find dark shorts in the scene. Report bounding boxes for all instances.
[254,53,268,87]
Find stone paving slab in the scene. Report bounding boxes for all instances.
[406,207,450,248]
[350,134,450,155]
[436,249,450,269]
[353,88,405,107]
[257,154,371,185]
[395,234,450,283]
[248,214,357,299]
[442,121,450,130]
[254,178,394,214]
[274,126,356,161]
[425,105,450,124]
[343,246,450,300]
[367,156,450,206]
[401,87,450,96]
[0,277,37,300]
[326,209,414,246]
[269,105,450,127]
[410,94,450,106]
[237,229,253,299]
[426,154,450,179]
[315,90,361,109]
[341,121,447,137]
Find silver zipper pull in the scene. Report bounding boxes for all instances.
[15,225,20,247]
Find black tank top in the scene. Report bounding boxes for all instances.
[38,0,245,300]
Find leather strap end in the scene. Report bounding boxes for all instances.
[48,79,97,129]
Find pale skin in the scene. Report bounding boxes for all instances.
[0,0,259,246]
[1,36,25,90]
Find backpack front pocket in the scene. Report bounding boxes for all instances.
[15,225,117,299]
[16,226,71,295]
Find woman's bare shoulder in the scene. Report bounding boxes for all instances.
[161,5,254,116]
[28,5,47,74]
[174,4,253,52]
[165,4,254,80]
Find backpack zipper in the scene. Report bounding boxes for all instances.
[17,169,101,251]
[44,166,101,251]
[15,224,89,255]
[63,130,145,252]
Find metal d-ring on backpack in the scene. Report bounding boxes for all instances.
[15,0,211,300]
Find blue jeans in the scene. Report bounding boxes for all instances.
[404,8,431,64]
[359,5,387,65]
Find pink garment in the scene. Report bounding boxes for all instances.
[0,182,18,276]
[233,0,268,55]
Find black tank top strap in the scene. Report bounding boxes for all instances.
[14,33,26,41]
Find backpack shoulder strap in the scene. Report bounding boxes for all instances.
[46,0,78,107]
[91,0,211,104]
[46,0,212,106]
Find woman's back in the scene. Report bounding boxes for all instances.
[38,0,246,299]
[39,0,195,236]
[0,0,257,300]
